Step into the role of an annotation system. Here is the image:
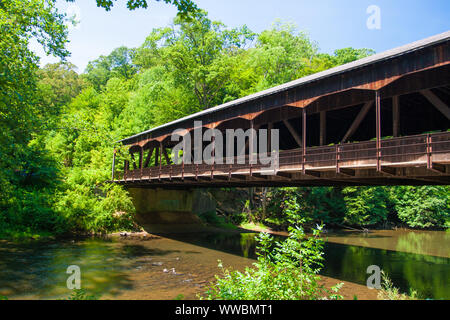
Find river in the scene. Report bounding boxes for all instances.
[0,229,448,300]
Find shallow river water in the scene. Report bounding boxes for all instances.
[0,229,448,300]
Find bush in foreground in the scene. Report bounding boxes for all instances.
[203,198,343,300]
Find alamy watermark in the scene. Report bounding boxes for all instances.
[367,5,381,30]
[169,121,280,174]
[366,265,381,289]
[66,265,81,290]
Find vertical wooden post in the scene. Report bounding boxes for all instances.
[320,111,326,146]
[393,96,400,137]
[211,130,215,179]
[182,134,185,181]
[268,122,273,156]
[154,145,159,167]
[426,134,432,169]
[159,141,162,180]
[250,120,254,176]
[111,149,116,181]
[139,147,143,179]
[302,109,307,174]
[376,91,382,172]
[124,160,129,181]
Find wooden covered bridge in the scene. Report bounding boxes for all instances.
[113,32,450,188]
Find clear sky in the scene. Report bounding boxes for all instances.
[34,0,450,72]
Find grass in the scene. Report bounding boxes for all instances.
[239,221,270,232]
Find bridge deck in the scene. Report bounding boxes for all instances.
[115,132,450,187]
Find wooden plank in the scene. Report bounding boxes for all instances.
[421,89,450,120]
[143,147,154,168]
[320,111,326,146]
[341,101,374,143]
[392,96,400,137]
[275,171,292,179]
[283,119,302,147]
[304,170,321,178]
[340,168,355,176]
[162,147,171,165]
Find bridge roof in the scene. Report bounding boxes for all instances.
[119,31,450,146]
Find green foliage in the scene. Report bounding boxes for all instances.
[0,295,8,300]
[1,5,444,241]
[0,0,70,238]
[377,271,418,300]
[67,0,199,18]
[65,289,101,300]
[342,187,389,226]
[203,199,343,300]
[390,186,449,229]
[203,228,343,300]
[84,47,136,91]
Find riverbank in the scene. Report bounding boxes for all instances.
[106,230,380,300]
[1,226,447,300]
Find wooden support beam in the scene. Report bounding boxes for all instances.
[143,147,154,168]
[375,92,381,172]
[275,171,292,179]
[268,122,273,156]
[214,175,229,181]
[304,170,321,178]
[320,111,326,146]
[339,168,356,176]
[231,174,247,181]
[139,148,143,169]
[392,96,400,137]
[302,109,307,174]
[341,101,374,143]
[162,147,171,165]
[380,166,397,176]
[154,146,159,167]
[283,119,302,148]
[130,152,137,170]
[251,173,269,180]
[429,163,446,174]
[420,89,450,120]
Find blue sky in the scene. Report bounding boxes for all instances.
[34,0,450,72]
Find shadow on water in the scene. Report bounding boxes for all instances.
[158,231,450,300]
[0,239,181,299]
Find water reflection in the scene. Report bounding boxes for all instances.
[0,230,448,300]
[165,231,450,299]
[0,239,180,299]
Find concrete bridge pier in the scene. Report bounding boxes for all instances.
[127,188,216,233]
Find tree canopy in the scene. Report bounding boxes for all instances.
[1,3,448,239]
[66,0,199,17]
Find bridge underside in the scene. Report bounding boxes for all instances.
[118,149,450,188]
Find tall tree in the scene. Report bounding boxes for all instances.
[134,11,255,109]
[0,0,70,235]
[84,46,136,91]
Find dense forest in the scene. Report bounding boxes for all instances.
[1,0,448,239]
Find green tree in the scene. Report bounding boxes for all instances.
[84,46,136,91]
[37,62,86,121]
[67,0,198,17]
[390,186,449,228]
[134,11,255,109]
[0,0,70,237]
[342,187,389,226]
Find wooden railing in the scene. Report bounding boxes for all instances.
[118,131,450,181]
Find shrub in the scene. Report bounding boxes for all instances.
[390,186,449,228]
[203,198,343,300]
